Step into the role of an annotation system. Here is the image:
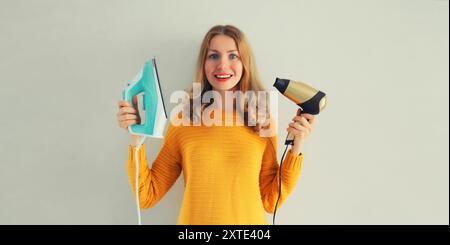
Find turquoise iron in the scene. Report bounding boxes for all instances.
[122,58,167,138]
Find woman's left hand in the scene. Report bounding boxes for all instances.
[287,109,316,155]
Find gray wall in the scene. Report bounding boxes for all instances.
[0,0,448,225]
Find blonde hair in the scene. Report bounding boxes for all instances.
[186,25,271,133]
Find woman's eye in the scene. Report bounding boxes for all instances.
[208,54,219,60]
[229,54,239,60]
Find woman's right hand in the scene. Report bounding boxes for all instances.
[117,98,142,146]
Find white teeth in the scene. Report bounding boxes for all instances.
[215,74,232,78]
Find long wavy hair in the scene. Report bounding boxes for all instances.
[185,25,271,133]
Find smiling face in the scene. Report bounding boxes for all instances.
[204,35,243,94]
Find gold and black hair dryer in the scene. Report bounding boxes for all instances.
[273,78,328,145]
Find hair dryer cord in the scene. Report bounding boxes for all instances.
[273,144,289,225]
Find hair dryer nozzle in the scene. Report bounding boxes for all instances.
[273,78,290,94]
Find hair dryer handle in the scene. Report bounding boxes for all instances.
[285,109,303,145]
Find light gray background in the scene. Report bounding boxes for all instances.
[0,0,448,225]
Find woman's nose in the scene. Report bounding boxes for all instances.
[217,57,230,69]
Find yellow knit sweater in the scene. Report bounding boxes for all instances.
[126,114,304,225]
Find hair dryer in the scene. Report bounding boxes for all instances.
[271,77,327,225]
[273,78,327,145]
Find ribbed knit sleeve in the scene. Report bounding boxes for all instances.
[126,123,182,209]
[259,136,304,213]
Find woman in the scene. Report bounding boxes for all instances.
[116,25,316,225]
